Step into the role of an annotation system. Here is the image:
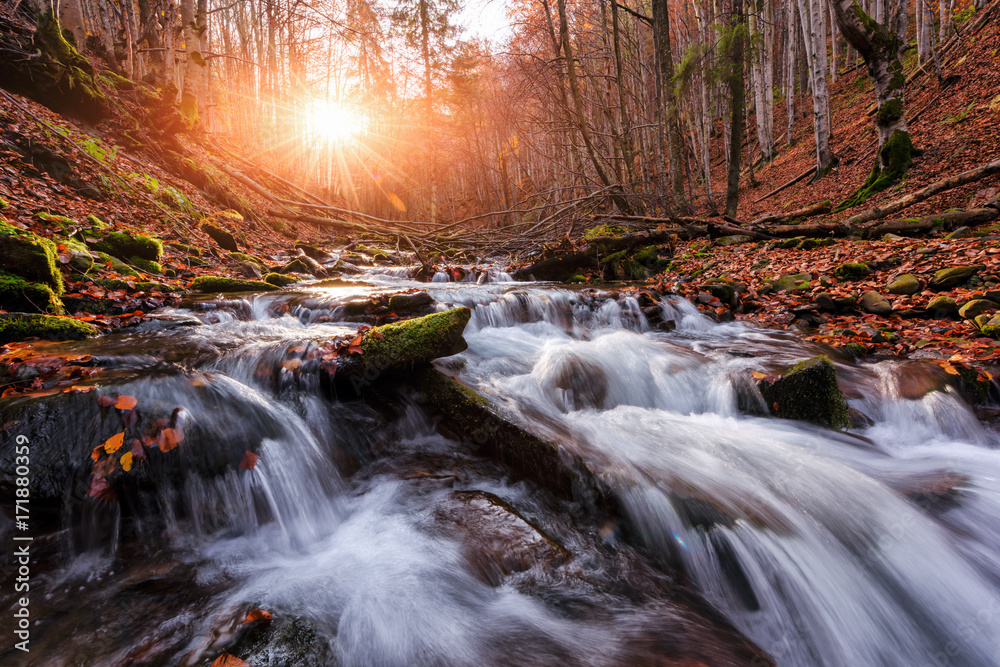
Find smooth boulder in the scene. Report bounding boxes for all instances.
[757,356,851,429]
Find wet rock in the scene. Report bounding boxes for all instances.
[958,299,1000,320]
[413,368,591,500]
[387,291,434,314]
[886,273,920,295]
[926,295,958,316]
[200,221,239,251]
[190,276,280,292]
[706,281,738,308]
[550,357,609,410]
[435,489,571,585]
[237,261,262,279]
[264,272,299,287]
[860,291,892,316]
[813,292,836,311]
[228,616,334,666]
[0,220,64,293]
[332,308,472,397]
[293,242,332,262]
[929,265,983,289]
[757,355,851,429]
[279,258,312,275]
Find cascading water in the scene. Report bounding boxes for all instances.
[2,271,999,666]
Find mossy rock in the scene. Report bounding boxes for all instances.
[263,272,299,287]
[926,295,958,315]
[0,220,64,294]
[279,258,312,274]
[860,290,892,316]
[775,272,812,292]
[834,262,871,280]
[982,315,1000,339]
[94,251,140,277]
[0,313,98,345]
[0,198,9,209]
[929,265,982,289]
[93,231,163,262]
[130,256,162,275]
[33,211,77,231]
[201,221,239,251]
[714,234,754,246]
[798,238,835,251]
[85,214,109,230]
[190,276,279,292]
[886,273,919,295]
[229,251,265,266]
[958,299,999,320]
[86,278,180,293]
[332,308,472,397]
[167,242,201,256]
[757,356,851,429]
[0,271,62,313]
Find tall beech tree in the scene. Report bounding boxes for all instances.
[831,0,914,206]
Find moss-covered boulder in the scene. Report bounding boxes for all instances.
[279,258,313,275]
[0,221,64,294]
[982,315,1000,340]
[94,251,140,277]
[0,314,98,345]
[886,274,920,295]
[775,272,812,292]
[93,231,163,262]
[190,276,279,292]
[835,262,871,280]
[958,299,1000,320]
[168,242,202,256]
[860,290,892,316]
[0,272,62,313]
[332,308,471,397]
[757,356,851,429]
[229,251,265,266]
[128,256,162,275]
[263,272,299,287]
[929,265,982,290]
[927,295,958,315]
[201,221,239,251]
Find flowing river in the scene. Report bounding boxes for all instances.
[2,269,1000,666]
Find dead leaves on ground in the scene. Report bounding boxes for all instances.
[0,343,99,398]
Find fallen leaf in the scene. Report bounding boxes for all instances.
[120,451,133,472]
[751,371,767,380]
[88,475,117,501]
[242,608,272,623]
[282,358,301,371]
[91,444,104,462]
[158,427,183,452]
[115,395,138,410]
[130,438,147,461]
[103,432,125,454]
[210,654,249,667]
[240,450,258,471]
[97,395,118,408]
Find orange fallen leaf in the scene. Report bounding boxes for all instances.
[242,608,272,623]
[120,451,133,472]
[65,385,97,393]
[115,395,138,410]
[751,371,767,380]
[210,654,249,667]
[240,450,258,471]
[282,358,301,371]
[103,432,125,454]
[158,427,183,452]
[91,444,104,462]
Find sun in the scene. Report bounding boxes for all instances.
[308,101,362,141]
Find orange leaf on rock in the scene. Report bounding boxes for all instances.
[210,654,249,667]
[115,395,138,410]
[120,451,133,472]
[242,608,272,623]
[158,427,183,452]
[282,358,301,371]
[103,432,125,454]
[240,450,258,471]
[91,444,104,462]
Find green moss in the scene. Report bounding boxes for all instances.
[358,307,472,372]
[264,272,299,287]
[834,262,871,279]
[30,11,108,123]
[93,231,163,262]
[0,198,9,209]
[0,271,62,313]
[0,314,97,345]
[837,130,915,211]
[33,211,76,231]
[94,251,140,277]
[842,342,867,357]
[758,355,851,429]
[0,220,64,294]
[168,242,201,256]
[584,225,628,241]
[129,256,162,274]
[85,278,179,292]
[190,276,279,292]
[85,214,109,230]
[229,252,265,266]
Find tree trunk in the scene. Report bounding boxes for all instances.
[797,0,837,175]
[725,0,746,217]
[651,0,688,213]
[830,0,914,204]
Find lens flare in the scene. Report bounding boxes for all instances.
[309,101,362,141]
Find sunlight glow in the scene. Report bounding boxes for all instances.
[308,101,363,142]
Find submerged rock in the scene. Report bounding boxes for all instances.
[757,355,851,429]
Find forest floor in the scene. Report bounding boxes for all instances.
[1,15,999,378]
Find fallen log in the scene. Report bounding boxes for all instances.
[751,200,833,225]
[765,222,852,238]
[512,230,677,281]
[849,158,1000,225]
[860,208,999,239]
[753,166,815,203]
